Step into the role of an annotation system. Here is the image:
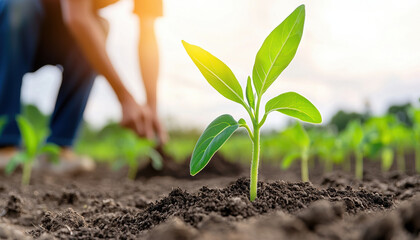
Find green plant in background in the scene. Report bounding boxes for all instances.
[330,138,347,169]
[113,128,162,179]
[390,123,412,172]
[411,108,420,173]
[309,128,337,173]
[6,116,60,185]
[164,137,197,163]
[337,129,353,172]
[220,134,252,164]
[364,116,395,171]
[342,121,364,180]
[77,123,163,179]
[75,123,122,163]
[280,122,311,182]
[259,133,285,164]
[183,5,321,201]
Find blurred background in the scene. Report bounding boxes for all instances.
[22,0,420,130]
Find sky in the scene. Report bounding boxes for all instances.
[22,0,420,130]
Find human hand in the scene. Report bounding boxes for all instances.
[120,96,168,145]
[149,107,169,146]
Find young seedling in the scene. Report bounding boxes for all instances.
[183,5,322,201]
[114,128,163,179]
[390,123,412,172]
[280,122,311,182]
[365,116,395,172]
[343,121,364,180]
[311,129,338,173]
[411,108,420,173]
[75,123,163,177]
[330,139,347,170]
[6,116,60,185]
[337,130,353,172]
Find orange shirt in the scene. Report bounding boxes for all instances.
[93,0,163,17]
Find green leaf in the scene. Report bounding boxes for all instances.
[22,104,49,140]
[345,121,364,150]
[282,122,310,152]
[182,41,245,105]
[265,92,322,124]
[149,148,163,171]
[40,143,60,155]
[190,114,239,175]
[365,142,383,158]
[381,147,394,171]
[281,152,300,169]
[246,76,255,109]
[413,109,420,124]
[5,152,27,175]
[40,143,61,163]
[16,116,39,157]
[252,5,305,96]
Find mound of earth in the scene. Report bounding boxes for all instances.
[30,177,394,239]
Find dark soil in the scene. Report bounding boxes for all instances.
[0,153,419,240]
[136,152,243,180]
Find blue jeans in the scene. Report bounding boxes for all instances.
[0,0,96,147]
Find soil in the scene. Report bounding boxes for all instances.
[136,152,243,180]
[0,153,419,240]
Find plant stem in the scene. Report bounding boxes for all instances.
[259,113,267,128]
[355,151,363,180]
[22,162,33,185]
[241,123,254,140]
[128,161,139,180]
[250,126,260,202]
[242,103,255,123]
[249,95,263,202]
[301,150,309,182]
[380,148,392,172]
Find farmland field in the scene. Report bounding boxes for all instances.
[1,1,420,240]
[0,151,419,239]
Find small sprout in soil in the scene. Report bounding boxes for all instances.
[390,123,411,172]
[411,108,420,173]
[364,116,395,172]
[281,122,311,182]
[183,5,322,201]
[343,120,365,180]
[113,128,162,179]
[6,116,60,185]
[312,129,339,173]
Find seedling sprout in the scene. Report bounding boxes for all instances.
[411,108,420,173]
[343,121,365,180]
[113,128,163,179]
[6,116,60,185]
[183,5,322,201]
[280,122,311,182]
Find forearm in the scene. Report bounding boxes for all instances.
[139,18,159,111]
[61,0,131,103]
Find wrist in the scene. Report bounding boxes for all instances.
[146,98,157,113]
[117,91,136,107]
